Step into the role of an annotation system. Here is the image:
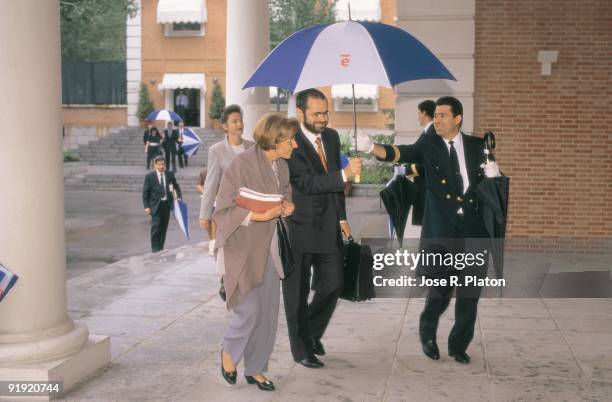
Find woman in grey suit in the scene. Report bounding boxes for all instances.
[215,113,299,391]
[199,105,254,256]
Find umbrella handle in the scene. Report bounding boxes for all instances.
[483,131,496,162]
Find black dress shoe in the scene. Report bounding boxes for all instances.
[245,376,275,391]
[449,350,470,364]
[297,355,324,368]
[312,339,326,356]
[421,339,440,360]
[220,350,237,384]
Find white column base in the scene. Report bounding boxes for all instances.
[0,335,110,401]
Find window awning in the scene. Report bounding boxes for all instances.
[158,73,206,90]
[157,0,207,24]
[335,0,381,22]
[331,84,379,99]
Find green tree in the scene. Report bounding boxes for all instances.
[60,0,138,61]
[208,80,226,121]
[136,83,154,121]
[269,0,338,50]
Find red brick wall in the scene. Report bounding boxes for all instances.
[474,0,612,252]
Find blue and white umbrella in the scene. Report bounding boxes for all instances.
[172,199,189,241]
[180,127,202,156]
[0,262,18,303]
[243,20,455,93]
[146,109,183,122]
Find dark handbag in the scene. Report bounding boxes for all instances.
[276,218,295,278]
[340,237,376,302]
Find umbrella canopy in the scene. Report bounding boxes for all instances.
[379,175,418,247]
[172,199,189,241]
[146,109,183,122]
[243,20,455,93]
[181,127,202,156]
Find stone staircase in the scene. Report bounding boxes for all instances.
[76,127,225,167]
[66,127,225,192]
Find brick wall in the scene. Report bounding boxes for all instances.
[474,0,612,252]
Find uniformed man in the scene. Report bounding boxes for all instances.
[358,96,500,364]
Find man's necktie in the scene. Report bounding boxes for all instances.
[449,141,464,196]
[315,136,328,172]
[160,174,167,199]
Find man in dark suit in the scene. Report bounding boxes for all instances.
[411,100,437,225]
[176,120,189,168]
[163,122,178,172]
[284,88,362,368]
[363,96,500,364]
[142,155,183,253]
[143,122,153,169]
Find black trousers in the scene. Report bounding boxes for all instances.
[164,148,177,171]
[419,279,482,354]
[282,250,343,361]
[150,200,170,252]
[178,148,188,168]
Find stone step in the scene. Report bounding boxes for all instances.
[76,126,224,166]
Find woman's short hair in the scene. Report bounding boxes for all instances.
[253,113,299,151]
[221,104,243,124]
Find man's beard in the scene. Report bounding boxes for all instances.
[304,119,326,134]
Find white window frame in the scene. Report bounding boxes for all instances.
[334,97,378,113]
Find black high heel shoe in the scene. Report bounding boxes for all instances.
[220,350,237,385]
[245,375,275,391]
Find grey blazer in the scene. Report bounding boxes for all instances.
[199,137,254,220]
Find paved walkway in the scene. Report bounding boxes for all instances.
[60,242,612,401]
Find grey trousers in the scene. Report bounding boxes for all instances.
[223,257,280,376]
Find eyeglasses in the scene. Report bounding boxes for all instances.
[279,138,295,145]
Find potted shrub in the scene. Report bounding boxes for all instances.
[136,82,154,127]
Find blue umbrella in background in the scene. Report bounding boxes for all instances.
[146,109,183,122]
[181,127,202,156]
[0,262,18,303]
[172,198,189,241]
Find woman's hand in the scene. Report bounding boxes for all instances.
[281,200,295,217]
[251,205,283,221]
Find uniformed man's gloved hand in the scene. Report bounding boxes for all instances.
[355,132,373,153]
[482,161,501,178]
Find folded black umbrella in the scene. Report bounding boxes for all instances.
[379,175,417,247]
[474,132,510,280]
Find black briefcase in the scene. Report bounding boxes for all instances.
[340,237,376,302]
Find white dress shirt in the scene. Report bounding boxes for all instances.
[300,124,347,182]
[442,132,470,195]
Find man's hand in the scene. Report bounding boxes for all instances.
[356,132,372,153]
[281,200,295,217]
[343,157,362,179]
[340,221,352,239]
[199,219,211,231]
[483,161,501,178]
[144,208,151,215]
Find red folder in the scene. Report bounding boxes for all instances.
[235,187,283,213]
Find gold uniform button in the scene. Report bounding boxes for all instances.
[446,194,451,199]
[457,196,463,202]
[441,179,447,184]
